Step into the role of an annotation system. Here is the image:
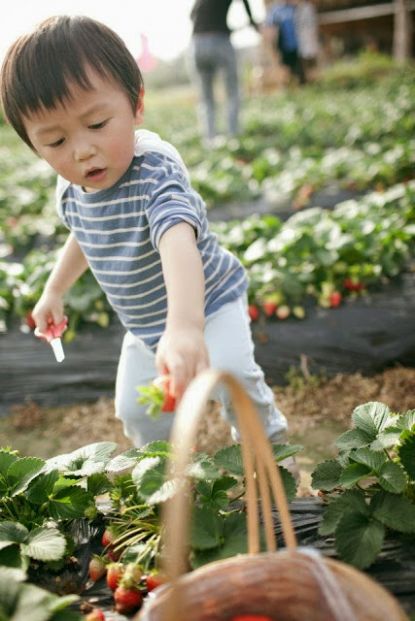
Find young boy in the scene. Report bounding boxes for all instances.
[0,15,288,448]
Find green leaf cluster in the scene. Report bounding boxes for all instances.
[0,443,119,570]
[102,441,301,571]
[311,402,415,568]
[0,566,81,621]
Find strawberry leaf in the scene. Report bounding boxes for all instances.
[319,489,368,536]
[352,402,391,438]
[191,506,222,551]
[335,512,385,569]
[397,430,415,479]
[377,461,407,494]
[335,428,372,451]
[338,463,371,488]
[371,491,415,533]
[21,527,66,562]
[350,447,386,473]
[311,459,343,491]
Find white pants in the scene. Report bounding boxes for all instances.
[115,296,287,447]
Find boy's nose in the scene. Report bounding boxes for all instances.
[74,141,96,161]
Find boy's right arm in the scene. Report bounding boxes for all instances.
[32,234,88,332]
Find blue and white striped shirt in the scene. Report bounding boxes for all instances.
[56,130,247,349]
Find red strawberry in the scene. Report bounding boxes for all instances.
[106,547,121,562]
[329,291,342,307]
[101,529,114,548]
[153,375,176,412]
[262,301,277,317]
[145,573,165,592]
[232,616,272,621]
[85,608,106,621]
[106,563,124,591]
[248,304,260,321]
[114,585,143,615]
[343,278,364,292]
[88,556,106,582]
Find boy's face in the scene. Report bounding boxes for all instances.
[23,68,144,192]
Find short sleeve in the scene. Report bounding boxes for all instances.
[143,154,204,250]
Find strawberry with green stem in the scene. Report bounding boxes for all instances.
[106,562,125,591]
[114,563,144,615]
[137,375,176,418]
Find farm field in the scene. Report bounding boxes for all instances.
[0,54,415,620]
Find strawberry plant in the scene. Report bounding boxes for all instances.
[311,401,415,569]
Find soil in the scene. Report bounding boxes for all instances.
[1,366,414,495]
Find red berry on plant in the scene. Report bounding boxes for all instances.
[106,562,124,591]
[262,301,277,317]
[106,547,121,562]
[88,556,106,582]
[329,291,342,307]
[343,278,364,292]
[101,529,114,548]
[248,304,260,321]
[114,585,143,615]
[145,573,165,592]
[85,608,106,621]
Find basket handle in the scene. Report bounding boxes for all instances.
[162,369,297,587]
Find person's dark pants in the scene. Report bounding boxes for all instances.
[281,50,306,85]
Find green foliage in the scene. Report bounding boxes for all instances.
[1,66,415,334]
[312,402,415,568]
[0,567,81,621]
[101,440,302,571]
[213,181,415,310]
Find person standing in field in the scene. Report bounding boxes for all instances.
[0,15,288,450]
[189,0,259,144]
[264,0,306,85]
[296,0,320,81]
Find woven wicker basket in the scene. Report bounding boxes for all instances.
[138,370,408,621]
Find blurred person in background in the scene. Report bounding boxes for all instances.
[264,0,306,85]
[189,0,259,145]
[296,0,319,81]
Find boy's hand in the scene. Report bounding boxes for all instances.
[31,290,65,333]
[155,326,209,403]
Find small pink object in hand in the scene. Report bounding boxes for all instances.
[34,317,68,363]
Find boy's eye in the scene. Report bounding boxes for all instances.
[89,119,109,130]
[46,137,65,148]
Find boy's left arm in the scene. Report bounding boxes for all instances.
[157,222,210,402]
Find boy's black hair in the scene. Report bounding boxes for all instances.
[0,15,144,149]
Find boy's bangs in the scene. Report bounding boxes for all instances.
[18,54,98,114]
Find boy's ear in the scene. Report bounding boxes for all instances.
[135,88,145,125]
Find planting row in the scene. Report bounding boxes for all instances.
[0,400,414,619]
[1,181,414,337]
[1,66,414,255]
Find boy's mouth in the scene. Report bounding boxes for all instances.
[85,167,107,180]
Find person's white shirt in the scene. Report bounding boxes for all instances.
[296,1,319,59]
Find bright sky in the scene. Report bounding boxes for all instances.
[0,0,266,66]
